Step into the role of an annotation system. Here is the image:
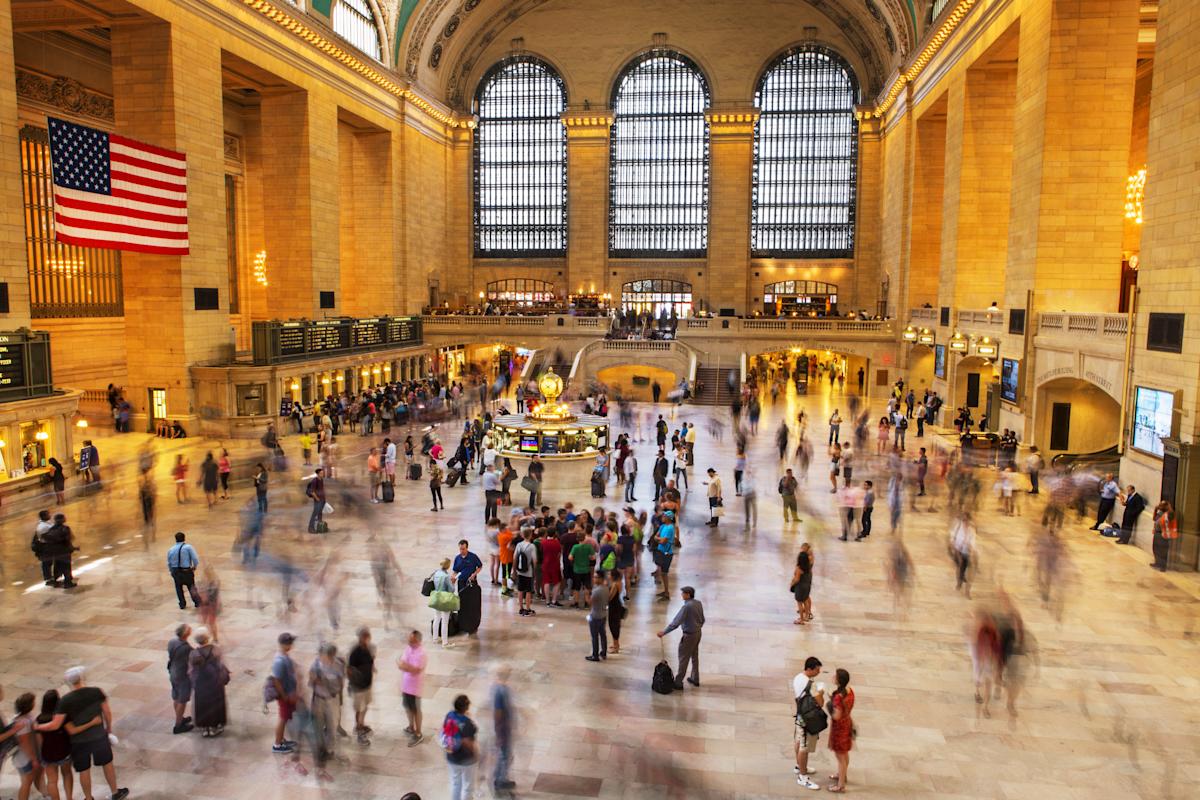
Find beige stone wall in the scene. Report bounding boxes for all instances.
[0,1,30,329]
[1124,0,1200,496]
[909,100,946,309]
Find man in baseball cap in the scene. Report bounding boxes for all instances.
[270,633,299,753]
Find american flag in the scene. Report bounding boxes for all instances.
[47,117,189,255]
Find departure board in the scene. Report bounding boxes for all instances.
[252,317,423,365]
[0,331,53,401]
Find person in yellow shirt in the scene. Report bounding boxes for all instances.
[299,431,314,466]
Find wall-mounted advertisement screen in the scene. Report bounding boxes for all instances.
[1131,386,1174,457]
[934,345,946,379]
[1000,358,1019,403]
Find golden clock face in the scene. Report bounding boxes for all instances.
[539,370,563,403]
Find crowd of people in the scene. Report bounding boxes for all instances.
[3,353,1176,800]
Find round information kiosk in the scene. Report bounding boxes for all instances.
[491,369,609,497]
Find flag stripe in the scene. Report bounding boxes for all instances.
[56,230,189,255]
[56,213,190,239]
[55,220,189,249]
[53,193,188,225]
[109,152,187,179]
[50,118,189,255]
[109,134,186,164]
[110,169,187,195]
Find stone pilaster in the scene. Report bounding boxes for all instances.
[562,112,613,297]
[111,20,228,420]
[706,108,758,315]
[1005,0,1140,312]
[854,111,883,314]
[260,90,314,318]
[0,0,30,327]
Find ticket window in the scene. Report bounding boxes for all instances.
[20,421,50,472]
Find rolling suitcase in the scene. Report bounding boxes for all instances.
[447,468,462,488]
[381,482,395,503]
[456,582,482,634]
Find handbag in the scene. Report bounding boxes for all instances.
[421,574,437,597]
[428,590,461,613]
[520,475,538,493]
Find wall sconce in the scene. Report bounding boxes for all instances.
[902,325,918,341]
[35,430,49,441]
[75,419,88,429]
[253,250,269,287]
[949,331,968,351]
[918,328,935,345]
[478,291,485,300]
[321,376,331,385]
[361,368,370,378]
[336,374,345,383]
[976,336,998,357]
[290,381,300,391]
[372,367,382,375]
[1125,167,1146,224]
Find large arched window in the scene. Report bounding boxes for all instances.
[473,57,568,257]
[610,51,710,257]
[753,46,859,258]
[333,0,383,61]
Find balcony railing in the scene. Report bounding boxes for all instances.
[1038,312,1128,339]
[420,315,892,338]
[955,309,1004,330]
[602,339,673,351]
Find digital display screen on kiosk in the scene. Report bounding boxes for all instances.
[541,435,559,454]
[519,435,539,453]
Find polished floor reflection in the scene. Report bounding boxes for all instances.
[0,386,1197,800]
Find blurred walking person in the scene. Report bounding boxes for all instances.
[491,667,516,794]
[950,513,976,598]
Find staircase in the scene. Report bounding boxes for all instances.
[692,366,739,406]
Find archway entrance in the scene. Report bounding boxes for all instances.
[621,279,693,318]
[761,280,838,316]
[1034,377,1121,455]
[750,347,869,397]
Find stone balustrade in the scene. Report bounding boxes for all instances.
[1037,312,1129,339]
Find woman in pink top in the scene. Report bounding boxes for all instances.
[367,448,383,503]
[396,630,427,746]
[218,450,232,499]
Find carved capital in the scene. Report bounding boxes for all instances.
[561,112,614,141]
[16,69,114,124]
[706,107,759,138]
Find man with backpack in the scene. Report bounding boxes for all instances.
[793,655,828,790]
[513,528,538,617]
[441,694,479,800]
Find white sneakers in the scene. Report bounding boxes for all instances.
[796,776,820,790]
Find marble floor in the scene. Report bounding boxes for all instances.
[1,386,1198,800]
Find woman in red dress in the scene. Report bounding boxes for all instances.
[827,668,855,792]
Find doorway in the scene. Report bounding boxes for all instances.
[1050,403,1071,451]
[149,388,167,433]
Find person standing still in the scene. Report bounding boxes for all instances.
[167,532,201,609]
[526,455,544,508]
[253,463,269,513]
[585,573,609,662]
[624,450,638,502]
[1025,447,1043,495]
[167,624,195,734]
[793,656,826,790]
[657,586,705,689]
[306,467,327,533]
[269,633,300,753]
[442,695,479,800]
[37,667,129,800]
[779,469,801,523]
[483,464,501,524]
[398,630,427,745]
[347,627,376,745]
[1150,500,1177,571]
[704,469,723,527]
[827,411,842,445]
[1090,473,1119,530]
[856,481,875,540]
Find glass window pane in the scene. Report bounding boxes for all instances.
[609,52,710,257]
[474,58,568,257]
[752,48,859,258]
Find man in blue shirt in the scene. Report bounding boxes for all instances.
[270,632,299,753]
[453,539,483,592]
[1091,473,1120,531]
[654,511,677,601]
[166,532,201,609]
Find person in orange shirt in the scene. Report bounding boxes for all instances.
[497,522,515,597]
[367,448,383,503]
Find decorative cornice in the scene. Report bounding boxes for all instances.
[15,69,114,124]
[561,112,614,140]
[238,0,471,130]
[706,108,760,137]
[867,0,978,119]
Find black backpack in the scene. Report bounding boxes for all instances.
[652,660,676,695]
[515,546,529,574]
[795,681,828,735]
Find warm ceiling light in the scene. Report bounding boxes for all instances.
[1125,168,1146,224]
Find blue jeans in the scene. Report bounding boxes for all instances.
[309,499,324,532]
[494,740,512,786]
[448,761,475,800]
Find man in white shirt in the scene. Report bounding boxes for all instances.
[482,465,501,523]
[794,656,827,790]
[384,439,398,485]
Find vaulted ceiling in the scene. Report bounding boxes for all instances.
[386,0,922,108]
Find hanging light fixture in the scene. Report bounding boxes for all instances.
[949,331,968,351]
[902,325,918,341]
[976,336,998,357]
[918,328,935,345]
[1125,168,1146,224]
